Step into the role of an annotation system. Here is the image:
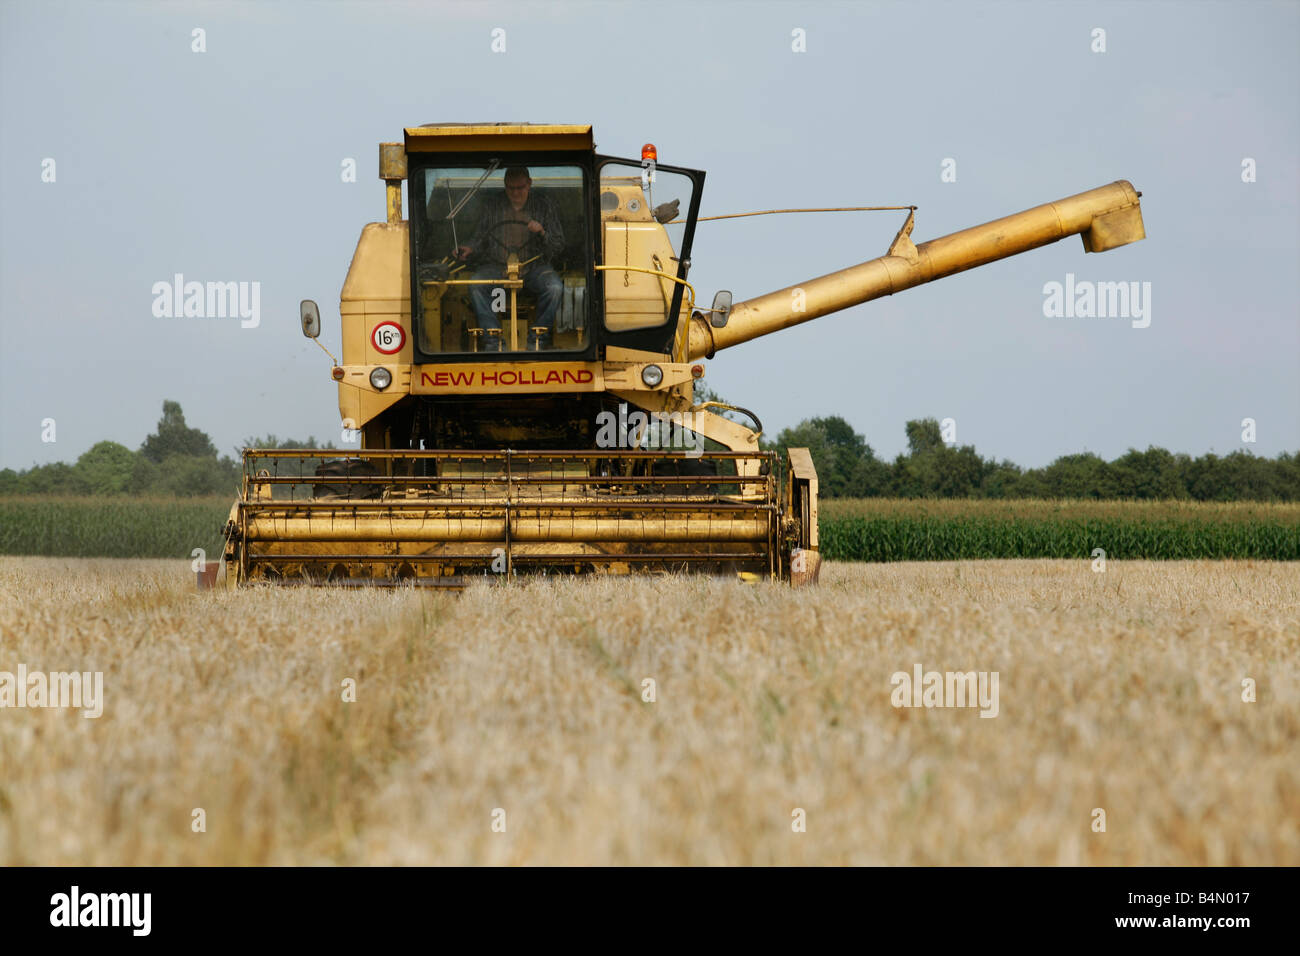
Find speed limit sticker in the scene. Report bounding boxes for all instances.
[371,321,406,354]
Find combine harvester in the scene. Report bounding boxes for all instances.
[222,123,1146,587]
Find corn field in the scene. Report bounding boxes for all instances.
[0,496,229,559]
[2,496,1298,561]
[820,499,1300,561]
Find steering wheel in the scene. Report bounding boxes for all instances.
[476,218,541,258]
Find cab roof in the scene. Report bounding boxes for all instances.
[404,123,594,153]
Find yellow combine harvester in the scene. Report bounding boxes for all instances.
[222,123,1146,587]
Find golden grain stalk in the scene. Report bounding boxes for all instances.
[0,557,1295,865]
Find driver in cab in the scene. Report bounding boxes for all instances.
[455,166,565,351]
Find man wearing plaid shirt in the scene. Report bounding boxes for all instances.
[455,166,565,351]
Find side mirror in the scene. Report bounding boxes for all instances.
[710,290,733,328]
[300,300,321,338]
[652,198,680,224]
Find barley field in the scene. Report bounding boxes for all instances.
[0,557,1296,865]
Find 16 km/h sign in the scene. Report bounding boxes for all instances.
[371,322,405,354]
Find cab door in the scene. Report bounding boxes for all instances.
[593,155,704,355]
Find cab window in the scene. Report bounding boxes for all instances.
[412,163,588,355]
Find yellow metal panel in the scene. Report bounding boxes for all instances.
[787,447,819,549]
[378,143,407,179]
[602,221,677,331]
[341,306,367,367]
[362,299,409,314]
[605,346,667,363]
[601,362,693,390]
[338,223,412,427]
[338,376,407,432]
[341,222,410,302]
[1083,203,1146,252]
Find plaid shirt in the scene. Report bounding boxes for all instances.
[468,191,565,267]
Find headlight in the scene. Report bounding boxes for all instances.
[641,364,663,387]
[369,367,392,390]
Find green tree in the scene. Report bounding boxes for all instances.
[152,454,240,497]
[890,419,989,498]
[980,460,1027,498]
[15,461,86,495]
[1274,452,1300,501]
[1185,450,1286,501]
[847,453,893,497]
[75,441,137,495]
[1029,453,1117,499]
[891,446,986,498]
[128,454,161,495]
[1110,447,1189,499]
[775,415,888,497]
[140,401,217,463]
[776,420,835,489]
[904,418,944,456]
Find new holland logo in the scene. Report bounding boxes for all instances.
[417,367,597,389]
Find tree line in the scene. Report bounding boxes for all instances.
[772,416,1300,501]
[0,401,318,498]
[2,402,1296,501]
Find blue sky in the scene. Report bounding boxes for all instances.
[1,0,1296,468]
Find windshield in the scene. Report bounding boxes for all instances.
[412,163,589,355]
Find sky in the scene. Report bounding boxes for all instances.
[1,0,1296,469]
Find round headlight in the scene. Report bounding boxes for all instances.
[641,364,663,387]
[369,367,392,390]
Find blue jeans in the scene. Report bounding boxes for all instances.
[469,264,564,346]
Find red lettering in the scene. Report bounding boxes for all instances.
[425,366,593,389]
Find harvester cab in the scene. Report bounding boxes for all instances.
[224,122,1146,587]
[410,138,703,361]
